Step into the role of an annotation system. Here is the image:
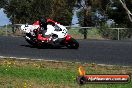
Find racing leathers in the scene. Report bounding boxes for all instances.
[33,18,57,42]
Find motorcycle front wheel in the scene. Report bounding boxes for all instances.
[66,38,79,49]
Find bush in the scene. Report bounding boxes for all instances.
[98,23,132,40]
[0,29,5,35]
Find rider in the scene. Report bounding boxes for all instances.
[33,17,57,42]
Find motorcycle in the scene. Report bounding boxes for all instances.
[21,23,79,49]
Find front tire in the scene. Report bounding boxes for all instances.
[66,38,79,49]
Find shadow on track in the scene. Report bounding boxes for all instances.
[20,45,69,49]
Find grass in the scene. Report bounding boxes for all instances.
[0,58,132,88]
[68,28,104,40]
[0,29,5,35]
[0,26,12,36]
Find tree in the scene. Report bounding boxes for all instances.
[3,0,77,25]
[77,0,98,39]
[77,0,132,39]
[119,0,132,23]
[4,0,32,24]
[50,0,76,25]
[77,0,109,27]
[0,0,7,8]
[29,0,53,23]
[77,0,92,27]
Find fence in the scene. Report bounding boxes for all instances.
[0,25,23,36]
[67,27,132,40]
[0,25,132,40]
[109,28,131,40]
[0,25,12,36]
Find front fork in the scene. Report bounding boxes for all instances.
[64,34,72,44]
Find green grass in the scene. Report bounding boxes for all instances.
[69,28,104,39]
[0,66,76,84]
[0,29,5,35]
[68,28,84,39]
[0,58,132,88]
[0,26,12,36]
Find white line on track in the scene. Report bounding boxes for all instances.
[0,55,131,67]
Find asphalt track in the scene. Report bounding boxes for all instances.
[0,36,132,66]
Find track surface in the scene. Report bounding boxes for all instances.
[0,36,132,66]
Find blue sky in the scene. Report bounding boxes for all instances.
[71,8,80,27]
[0,9,10,26]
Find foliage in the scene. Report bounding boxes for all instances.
[29,0,53,23]
[106,0,132,27]
[77,0,109,27]
[98,23,123,40]
[0,0,7,8]
[98,23,111,39]
[3,0,77,25]
[78,0,93,27]
[77,0,132,39]
[77,0,132,27]
[98,23,132,40]
[77,0,109,39]
[4,0,53,24]
[51,0,75,25]
[105,0,132,39]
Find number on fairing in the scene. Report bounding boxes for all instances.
[62,29,67,36]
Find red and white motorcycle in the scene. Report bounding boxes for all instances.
[21,23,79,49]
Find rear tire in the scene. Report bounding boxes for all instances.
[25,38,36,46]
[25,33,37,46]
